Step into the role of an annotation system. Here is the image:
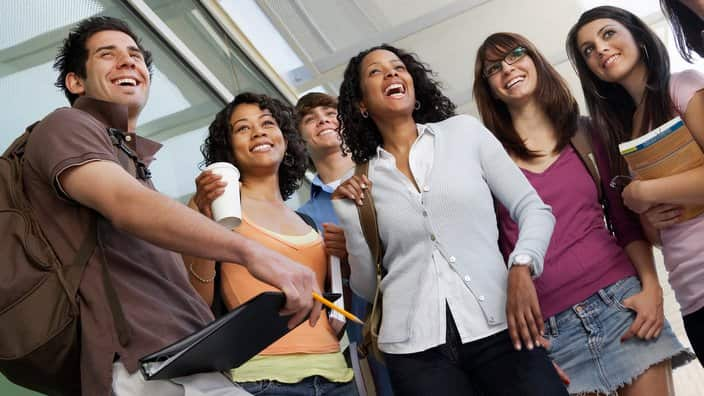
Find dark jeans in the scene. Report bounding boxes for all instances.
[240,376,357,396]
[684,307,704,363]
[383,309,568,396]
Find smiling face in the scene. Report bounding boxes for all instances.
[229,103,287,177]
[485,47,538,107]
[358,49,416,119]
[576,18,644,84]
[66,30,150,119]
[298,105,341,155]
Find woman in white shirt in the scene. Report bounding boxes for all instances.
[330,44,568,396]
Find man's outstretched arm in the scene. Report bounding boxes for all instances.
[60,160,321,328]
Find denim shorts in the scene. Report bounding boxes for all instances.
[544,276,694,395]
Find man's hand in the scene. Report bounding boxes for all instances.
[193,170,227,219]
[331,175,370,206]
[243,244,323,329]
[506,265,543,351]
[620,285,664,342]
[323,223,348,259]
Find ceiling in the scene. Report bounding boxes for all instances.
[245,0,674,115]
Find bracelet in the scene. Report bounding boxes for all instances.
[189,262,216,283]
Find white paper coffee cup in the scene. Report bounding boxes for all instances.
[204,162,241,229]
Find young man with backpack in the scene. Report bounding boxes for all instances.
[295,93,394,396]
[2,16,321,396]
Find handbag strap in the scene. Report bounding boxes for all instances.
[354,162,382,272]
[571,118,614,235]
[353,162,384,343]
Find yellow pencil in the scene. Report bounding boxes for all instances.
[312,292,365,325]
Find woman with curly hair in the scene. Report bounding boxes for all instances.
[567,5,704,364]
[183,92,357,396]
[330,44,567,395]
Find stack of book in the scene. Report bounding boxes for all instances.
[619,117,704,221]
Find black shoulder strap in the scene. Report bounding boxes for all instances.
[296,211,318,232]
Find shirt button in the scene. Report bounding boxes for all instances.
[575,306,583,313]
[125,135,133,142]
[423,185,430,192]
[489,316,495,322]
[449,256,456,263]
[463,275,471,282]
[478,295,485,301]
[430,234,436,241]
[422,210,428,217]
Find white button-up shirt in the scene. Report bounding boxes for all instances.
[371,124,504,353]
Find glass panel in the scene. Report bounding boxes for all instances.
[142,0,285,99]
[0,0,225,200]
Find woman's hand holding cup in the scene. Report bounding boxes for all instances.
[193,170,228,219]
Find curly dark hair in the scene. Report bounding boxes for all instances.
[201,92,307,200]
[337,44,456,163]
[54,16,153,105]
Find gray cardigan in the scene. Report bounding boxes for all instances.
[333,115,555,345]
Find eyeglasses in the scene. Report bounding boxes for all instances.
[483,47,528,78]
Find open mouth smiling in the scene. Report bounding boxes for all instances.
[384,83,406,98]
[112,77,139,87]
[250,143,273,153]
[505,76,525,89]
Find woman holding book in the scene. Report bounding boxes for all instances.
[473,31,690,396]
[330,44,568,395]
[183,92,357,395]
[567,5,704,362]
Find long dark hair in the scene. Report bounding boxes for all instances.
[473,32,579,159]
[566,6,673,177]
[201,92,307,200]
[661,0,704,62]
[337,44,456,164]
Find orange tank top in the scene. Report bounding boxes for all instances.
[220,217,339,355]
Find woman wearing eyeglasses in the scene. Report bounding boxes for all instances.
[473,32,690,396]
[330,44,568,396]
[567,6,704,365]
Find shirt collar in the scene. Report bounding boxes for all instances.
[73,96,163,164]
[375,122,434,159]
[310,174,336,195]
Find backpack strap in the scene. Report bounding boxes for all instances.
[296,211,318,232]
[571,118,614,235]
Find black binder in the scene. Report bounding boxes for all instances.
[139,291,294,380]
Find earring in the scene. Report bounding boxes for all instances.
[415,100,421,110]
[360,109,368,118]
[641,44,649,63]
[283,152,294,166]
